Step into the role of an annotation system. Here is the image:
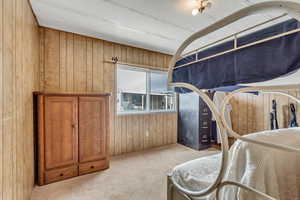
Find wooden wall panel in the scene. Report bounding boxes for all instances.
[74,35,88,92]
[3,2,14,200]
[66,33,74,91]
[44,29,60,91]
[0,0,40,199]
[0,0,3,196]
[39,27,178,156]
[231,90,300,135]
[114,113,177,154]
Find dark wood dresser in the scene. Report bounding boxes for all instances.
[35,93,110,185]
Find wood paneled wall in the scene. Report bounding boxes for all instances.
[0,0,40,200]
[39,27,177,156]
[231,90,300,135]
[115,113,177,155]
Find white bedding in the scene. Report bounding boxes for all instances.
[172,128,300,200]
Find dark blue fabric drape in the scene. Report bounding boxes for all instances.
[173,19,300,93]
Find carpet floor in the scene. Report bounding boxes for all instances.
[31,144,218,200]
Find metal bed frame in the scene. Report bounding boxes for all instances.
[167,1,300,200]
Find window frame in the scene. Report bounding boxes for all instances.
[117,64,177,115]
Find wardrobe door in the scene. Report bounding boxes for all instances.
[44,96,78,170]
[79,96,108,163]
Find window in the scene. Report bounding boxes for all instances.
[150,71,175,110]
[117,64,176,114]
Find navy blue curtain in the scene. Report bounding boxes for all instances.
[173,19,300,93]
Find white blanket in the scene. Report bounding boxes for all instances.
[172,128,300,200]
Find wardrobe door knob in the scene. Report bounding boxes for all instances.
[90,166,94,169]
[60,173,64,177]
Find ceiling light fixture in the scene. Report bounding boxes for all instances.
[192,0,212,16]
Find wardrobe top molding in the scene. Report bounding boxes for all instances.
[34,92,111,96]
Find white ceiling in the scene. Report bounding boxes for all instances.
[30,0,295,55]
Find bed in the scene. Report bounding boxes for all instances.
[168,128,300,200]
[173,18,300,93]
[167,1,300,200]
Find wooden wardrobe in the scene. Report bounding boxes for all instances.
[36,93,110,185]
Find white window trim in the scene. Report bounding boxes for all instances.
[117,64,177,115]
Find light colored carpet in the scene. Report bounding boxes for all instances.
[31,144,219,200]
